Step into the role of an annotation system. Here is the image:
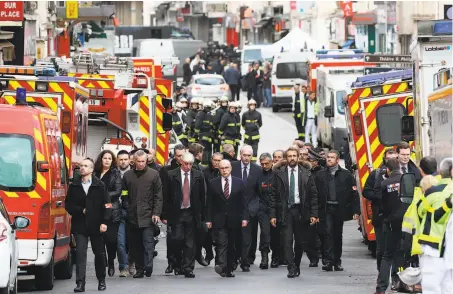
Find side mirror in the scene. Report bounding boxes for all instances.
[162,113,173,131]
[37,161,50,172]
[401,115,415,142]
[399,173,416,204]
[13,216,30,230]
[162,98,172,110]
[324,105,334,118]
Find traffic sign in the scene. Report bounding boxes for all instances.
[364,67,406,75]
[364,54,411,63]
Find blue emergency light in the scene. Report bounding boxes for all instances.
[351,69,412,87]
[315,49,364,55]
[16,87,27,105]
[316,54,364,60]
[34,67,56,77]
[433,20,452,35]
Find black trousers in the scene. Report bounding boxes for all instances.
[294,116,305,141]
[229,84,239,101]
[376,223,405,292]
[128,223,155,274]
[282,206,303,270]
[74,233,106,284]
[172,209,196,273]
[247,87,257,100]
[244,206,271,264]
[375,224,385,271]
[325,205,344,266]
[104,221,119,265]
[213,226,238,273]
[270,224,281,260]
[293,221,322,267]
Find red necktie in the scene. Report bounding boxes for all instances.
[183,173,190,208]
[224,177,230,199]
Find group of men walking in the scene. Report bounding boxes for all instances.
[171,95,263,163]
[64,137,362,292]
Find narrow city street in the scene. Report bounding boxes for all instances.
[19,95,378,294]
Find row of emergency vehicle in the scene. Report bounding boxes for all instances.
[0,53,177,290]
[342,19,452,255]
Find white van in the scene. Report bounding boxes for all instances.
[240,45,275,76]
[134,39,206,80]
[271,51,314,112]
[316,67,364,150]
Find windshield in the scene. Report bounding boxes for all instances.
[243,49,263,63]
[195,77,225,85]
[336,91,347,115]
[0,135,35,191]
[276,62,308,80]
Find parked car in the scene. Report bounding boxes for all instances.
[0,198,30,294]
[186,74,231,101]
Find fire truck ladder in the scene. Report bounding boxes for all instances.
[100,57,134,73]
[73,52,99,74]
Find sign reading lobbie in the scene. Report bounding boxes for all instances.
[0,1,24,21]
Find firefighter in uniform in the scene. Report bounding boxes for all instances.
[186,98,200,144]
[212,96,229,153]
[234,103,242,149]
[179,97,188,121]
[195,100,215,165]
[242,99,262,162]
[172,102,188,147]
[219,101,241,155]
[292,83,305,141]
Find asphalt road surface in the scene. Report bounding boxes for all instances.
[19,94,380,294]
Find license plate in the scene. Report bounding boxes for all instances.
[89,99,100,106]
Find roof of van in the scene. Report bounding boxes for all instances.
[0,104,56,135]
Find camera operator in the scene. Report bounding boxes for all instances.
[362,148,398,272]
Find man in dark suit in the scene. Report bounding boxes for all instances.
[206,160,249,278]
[231,145,264,271]
[269,145,318,278]
[162,152,206,278]
[65,158,111,292]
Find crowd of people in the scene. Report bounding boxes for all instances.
[64,138,362,292]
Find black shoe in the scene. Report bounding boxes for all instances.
[74,282,85,292]
[196,256,209,267]
[259,251,269,270]
[240,264,250,272]
[174,268,183,275]
[153,251,158,257]
[165,264,174,274]
[214,265,225,277]
[108,263,115,277]
[295,267,300,277]
[225,272,235,278]
[185,272,195,278]
[145,271,152,277]
[334,265,344,271]
[133,272,145,278]
[270,258,279,268]
[287,269,297,278]
[205,251,214,262]
[309,262,318,267]
[98,280,106,291]
[232,262,238,271]
[322,263,334,272]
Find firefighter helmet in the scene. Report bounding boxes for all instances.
[248,99,257,105]
[179,97,188,103]
[220,95,229,102]
[228,101,238,108]
[203,100,212,108]
[191,98,199,105]
[175,101,183,108]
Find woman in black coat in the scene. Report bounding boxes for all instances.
[94,150,122,277]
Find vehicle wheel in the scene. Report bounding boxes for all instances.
[34,256,54,291]
[272,106,279,113]
[54,248,73,280]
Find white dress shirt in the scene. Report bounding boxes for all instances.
[222,175,232,196]
[81,176,92,195]
[241,162,250,178]
[288,166,300,204]
[181,170,191,208]
[307,100,315,119]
